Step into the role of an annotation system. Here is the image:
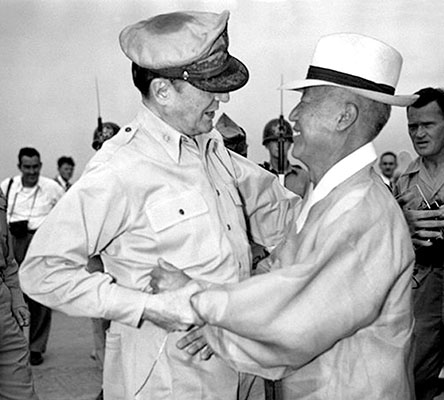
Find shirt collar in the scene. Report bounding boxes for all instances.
[55,175,67,187]
[402,157,421,176]
[135,103,222,163]
[379,174,391,186]
[15,176,40,191]
[296,142,377,232]
[136,103,184,163]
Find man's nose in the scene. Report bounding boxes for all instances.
[289,104,300,121]
[215,92,230,103]
[416,125,427,137]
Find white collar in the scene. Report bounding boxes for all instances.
[379,174,391,186]
[14,176,40,191]
[296,142,377,233]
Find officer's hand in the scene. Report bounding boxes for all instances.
[143,281,204,332]
[177,326,214,360]
[403,208,444,248]
[13,305,30,327]
[150,258,191,294]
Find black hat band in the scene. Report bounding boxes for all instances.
[306,65,395,95]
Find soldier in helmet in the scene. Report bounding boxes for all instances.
[92,122,121,151]
[216,113,248,157]
[260,118,310,198]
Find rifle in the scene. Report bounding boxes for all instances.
[92,76,104,150]
[95,76,103,134]
[277,74,286,186]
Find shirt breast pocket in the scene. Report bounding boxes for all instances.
[145,191,216,266]
[147,191,209,233]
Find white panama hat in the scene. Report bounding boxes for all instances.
[281,33,418,107]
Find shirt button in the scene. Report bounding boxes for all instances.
[125,127,131,132]
[179,209,185,215]
[216,189,220,196]
[227,224,231,231]
[164,135,170,142]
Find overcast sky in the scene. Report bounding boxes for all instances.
[1,0,443,181]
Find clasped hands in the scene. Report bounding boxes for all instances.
[144,259,214,360]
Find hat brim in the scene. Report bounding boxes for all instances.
[188,55,249,93]
[280,79,418,107]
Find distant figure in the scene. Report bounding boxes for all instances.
[0,188,37,399]
[216,113,248,157]
[55,156,75,191]
[260,118,310,198]
[0,147,64,366]
[378,151,398,190]
[92,122,121,151]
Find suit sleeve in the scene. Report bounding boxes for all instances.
[230,151,301,250]
[192,193,413,379]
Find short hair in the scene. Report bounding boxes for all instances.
[57,156,75,168]
[319,86,391,139]
[132,63,160,98]
[380,151,397,161]
[18,147,40,164]
[358,96,391,139]
[132,62,183,98]
[407,87,444,115]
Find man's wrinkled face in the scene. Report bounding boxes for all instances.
[379,155,397,179]
[19,156,41,187]
[168,81,230,137]
[408,101,444,158]
[59,163,74,182]
[289,86,341,167]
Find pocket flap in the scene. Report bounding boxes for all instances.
[147,191,209,232]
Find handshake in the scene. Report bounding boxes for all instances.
[142,259,214,360]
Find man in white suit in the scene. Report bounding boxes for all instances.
[153,33,418,399]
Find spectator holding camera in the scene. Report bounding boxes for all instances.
[0,147,64,366]
[394,87,444,400]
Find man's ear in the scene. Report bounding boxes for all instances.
[150,78,172,105]
[337,102,358,131]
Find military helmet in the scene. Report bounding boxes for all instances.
[262,118,293,145]
[92,122,121,150]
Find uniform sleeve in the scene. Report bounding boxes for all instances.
[19,168,150,327]
[230,152,301,250]
[192,192,414,379]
